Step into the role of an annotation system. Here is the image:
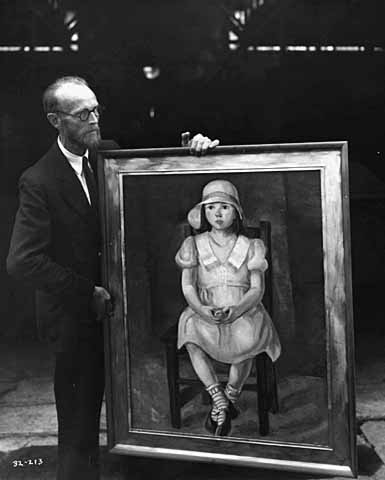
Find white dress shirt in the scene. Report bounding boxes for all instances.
[57,137,91,205]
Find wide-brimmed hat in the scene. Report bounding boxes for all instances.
[187,179,244,229]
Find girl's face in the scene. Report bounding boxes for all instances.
[204,202,236,231]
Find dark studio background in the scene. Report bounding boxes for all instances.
[0,0,384,366]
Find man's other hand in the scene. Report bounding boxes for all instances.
[91,286,113,322]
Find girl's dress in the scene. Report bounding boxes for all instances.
[175,232,281,364]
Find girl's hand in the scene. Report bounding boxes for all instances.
[220,306,240,324]
[199,305,218,324]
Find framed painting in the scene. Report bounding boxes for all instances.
[98,142,356,477]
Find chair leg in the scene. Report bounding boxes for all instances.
[256,353,270,436]
[165,342,181,428]
[270,364,279,414]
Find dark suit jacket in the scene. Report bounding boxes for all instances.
[7,142,102,352]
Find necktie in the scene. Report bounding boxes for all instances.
[82,156,98,209]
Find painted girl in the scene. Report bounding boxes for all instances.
[175,180,281,436]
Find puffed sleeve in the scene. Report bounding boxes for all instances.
[247,238,268,272]
[175,236,198,269]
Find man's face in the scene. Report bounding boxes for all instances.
[52,83,102,155]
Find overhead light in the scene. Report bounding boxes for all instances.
[67,20,77,30]
[0,46,21,51]
[64,10,76,24]
[143,66,160,80]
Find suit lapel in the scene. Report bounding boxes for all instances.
[49,143,95,221]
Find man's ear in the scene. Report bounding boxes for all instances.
[47,112,60,129]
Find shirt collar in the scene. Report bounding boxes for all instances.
[57,137,89,176]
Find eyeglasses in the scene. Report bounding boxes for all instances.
[54,105,104,122]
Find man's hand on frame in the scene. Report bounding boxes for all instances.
[181,131,220,155]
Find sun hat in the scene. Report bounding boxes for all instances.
[187,179,244,229]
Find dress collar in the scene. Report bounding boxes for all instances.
[227,235,250,269]
[195,232,250,270]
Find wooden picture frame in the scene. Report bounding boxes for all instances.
[98,142,356,477]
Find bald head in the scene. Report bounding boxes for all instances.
[42,76,93,114]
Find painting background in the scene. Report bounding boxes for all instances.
[122,170,328,444]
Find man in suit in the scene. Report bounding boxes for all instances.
[6,76,219,480]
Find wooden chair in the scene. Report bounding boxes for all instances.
[161,220,278,436]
